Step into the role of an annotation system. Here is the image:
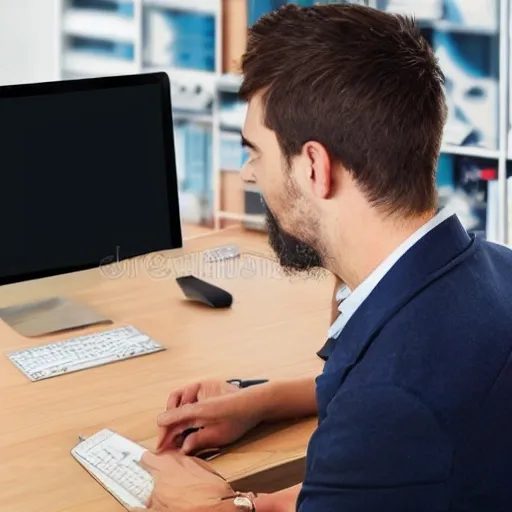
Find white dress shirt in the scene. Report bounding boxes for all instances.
[327,208,455,340]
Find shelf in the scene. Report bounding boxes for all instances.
[218,73,243,93]
[143,67,217,86]
[53,0,510,244]
[244,183,260,194]
[220,123,244,132]
[145,68,217,111]
[441,144,500,159]
[173,110,213,125]
[142,0,220,15]
[63,51,137,77]
[220,167,243,173]
[63,9,137,43]
[218,211,265,224]
[420,20,498,36]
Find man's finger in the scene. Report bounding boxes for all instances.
[180,383,201,406]
[165,391,182,410]
[155,426,167,448]
[157,403,205,428]
[166,385,197,409]
[181,429,219,455]
[156,424,198,453]
[155,424,189,450]
[146,488,153,509]
[139,451,160,472]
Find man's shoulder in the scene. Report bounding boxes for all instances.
[479,238,512,260]
[320,234,512,414]
[372,263,512,402]
[390,236,512,337]
[332,235,512,427]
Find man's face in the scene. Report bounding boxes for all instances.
[240,95,325,274]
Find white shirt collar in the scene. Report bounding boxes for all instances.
[327,209,455,340]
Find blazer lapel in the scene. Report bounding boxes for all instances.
[316,214,479,421]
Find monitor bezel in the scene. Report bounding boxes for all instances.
[0,72,183,286]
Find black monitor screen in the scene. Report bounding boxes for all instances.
[0,73,182,286]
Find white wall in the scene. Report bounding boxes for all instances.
[0,0,60,86]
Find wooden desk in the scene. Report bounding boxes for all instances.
[0,227,330,511]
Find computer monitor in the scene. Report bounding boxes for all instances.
[0,72,182,286]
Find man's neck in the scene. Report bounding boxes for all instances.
[331,209,436,291]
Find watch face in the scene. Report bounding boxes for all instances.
[234,496,253,510]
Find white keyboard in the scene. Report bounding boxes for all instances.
[7,326,165,381]
[72,429,153,509]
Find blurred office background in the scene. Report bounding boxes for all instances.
[0,0,510,244]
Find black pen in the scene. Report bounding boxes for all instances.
[227,379,269,388]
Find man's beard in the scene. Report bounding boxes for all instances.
[264,203,324,274]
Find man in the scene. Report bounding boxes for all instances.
[135,3,512,511]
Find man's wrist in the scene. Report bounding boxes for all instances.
[250,380,277,423]
[253,485,301,512]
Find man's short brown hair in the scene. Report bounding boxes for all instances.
[239,3,447,216]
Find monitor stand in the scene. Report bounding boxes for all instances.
[0,296,112,337]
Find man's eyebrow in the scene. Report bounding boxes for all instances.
[241,133,259,152]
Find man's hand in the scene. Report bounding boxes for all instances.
[164,380,240,410]
[157,377,318,454]
[129,451,234,512]
[157,380,241,451]
[157,386,264,454]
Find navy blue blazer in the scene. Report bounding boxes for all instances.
[297,214,512,511]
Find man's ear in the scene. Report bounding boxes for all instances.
[304,141,332,199]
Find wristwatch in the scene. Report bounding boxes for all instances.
[221,491,256,511]
[233,493,256,511]
[227,379,268,389]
